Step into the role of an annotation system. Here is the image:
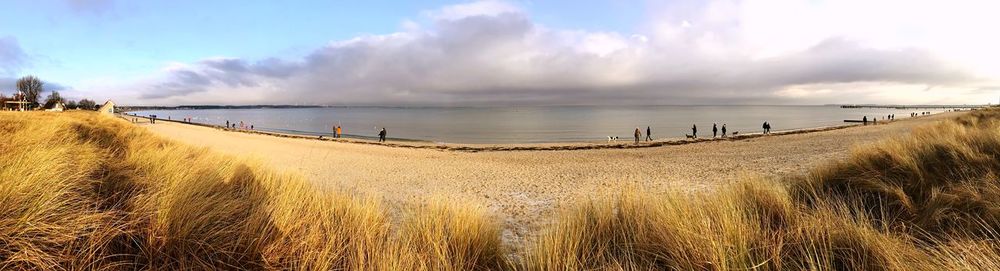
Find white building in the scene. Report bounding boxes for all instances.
[98,100,115,115]
[45,102,65,112]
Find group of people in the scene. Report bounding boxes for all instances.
[329,124,388,142]
[632,121,767,143]
[862,114,897,125]
[633,126,653,143]
[224,120,253,130]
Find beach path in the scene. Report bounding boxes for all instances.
[139,112,960,243]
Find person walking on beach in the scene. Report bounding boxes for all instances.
[692,124,698,138]
[721,124,727,137]
[337,126,342,138]
[378,128,387,142]
[634,127,641,143]
[646,126,652,141]
[712,123,718,138]
[863,116,868,125]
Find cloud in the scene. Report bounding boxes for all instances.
[123,0,994,105]
[426,0,521,20]
[0,37,27,77]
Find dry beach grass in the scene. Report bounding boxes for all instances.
[3,109,1000,269]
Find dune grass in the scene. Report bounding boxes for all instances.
[0,111,507,270]
[2,109,1000,270]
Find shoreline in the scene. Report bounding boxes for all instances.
[120,112,950,152]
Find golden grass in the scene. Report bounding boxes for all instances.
[0,111,505,270]
[3,109,1000,270]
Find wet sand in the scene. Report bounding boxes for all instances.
[135,112,962,244]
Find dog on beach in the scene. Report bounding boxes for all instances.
[731,131,739,136]
[607,136,618,142]
[685,134,696,139]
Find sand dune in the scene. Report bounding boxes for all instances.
[137,112,960,244]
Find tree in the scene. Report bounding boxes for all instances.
[44,91,64,109]
[77,99,97,110]
[65,100,78,110]
[16,75,43,108]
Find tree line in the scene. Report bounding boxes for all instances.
[1,75,98,110]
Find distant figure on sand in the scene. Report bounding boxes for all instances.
[863,116,868,125]
[692,124,697,138]
[712,123,718,138]
[226,120,230,128]
[762,122,771,134]
[634,127,641,143]
[721,124,727,137]
[336,126,342,138]
[646,126,652,141]
[378,128,387,142]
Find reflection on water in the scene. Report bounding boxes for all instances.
[134,105,950,144]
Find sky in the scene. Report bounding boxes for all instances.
[0,0,998,106]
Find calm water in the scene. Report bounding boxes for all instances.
[133,106,947,144]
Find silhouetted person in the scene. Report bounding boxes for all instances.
[646,126,652,141]
[863,116,868,125]
[762,122,767,134]
[721,124,727,137]
[712,123,718,138]
[692,124,697,138]
[378,128,387,142]
[634,127,641,143]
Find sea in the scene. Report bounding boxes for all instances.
[131,105,950,144]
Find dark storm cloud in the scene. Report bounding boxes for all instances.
[755,39,972,86]
[133,7,981,105]
[0,77,71,96]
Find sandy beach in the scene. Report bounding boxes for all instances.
[137,112,962,243]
